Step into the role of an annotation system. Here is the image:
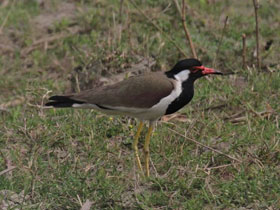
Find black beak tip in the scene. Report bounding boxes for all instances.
[214,71,223,75]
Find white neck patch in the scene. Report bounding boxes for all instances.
[174,70,190,82]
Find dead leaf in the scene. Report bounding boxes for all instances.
[161,113,192,123]
[228,116,247,124]
[80,199,93,210]
[224,110,246,124]
[0,190,29,209]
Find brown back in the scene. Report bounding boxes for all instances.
[68,72,174,108]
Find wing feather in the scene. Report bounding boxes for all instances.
[70,72,174,109]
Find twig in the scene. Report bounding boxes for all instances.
[128,0,187,57]
[203,103,227,112]
[206,163,233,170]
[119,0,124,23]
[213,16,228,67]
[242,34,247,69]
[0,166,16,176]
[252,0,261,69]
[149,157,159,178]
[181,0,197,58]
[173,0,197,58]
[168,128,242,163]
[77,194,83,207]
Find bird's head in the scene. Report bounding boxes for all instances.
[166,58,223,82]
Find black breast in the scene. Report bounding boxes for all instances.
[165,81,194,115]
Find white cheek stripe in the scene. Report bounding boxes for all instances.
[174,70,190,82]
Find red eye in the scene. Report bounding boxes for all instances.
[191,69,199,73]
[191,66,204,73]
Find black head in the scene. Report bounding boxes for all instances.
[165,58,222,81]
[170,58,202,74]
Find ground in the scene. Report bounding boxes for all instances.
[0,0,279,209]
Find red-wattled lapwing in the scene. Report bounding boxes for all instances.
[45,58,223,177]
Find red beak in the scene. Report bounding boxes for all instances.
[194,66,223,75]
[202,66,223,75]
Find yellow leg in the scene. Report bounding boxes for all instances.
[133,121,144,172]
[144,123,154,177]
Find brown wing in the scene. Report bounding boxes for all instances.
[69,72,174,108]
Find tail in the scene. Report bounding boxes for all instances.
[45,95,85,108]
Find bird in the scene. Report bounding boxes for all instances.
[45,58,223,177]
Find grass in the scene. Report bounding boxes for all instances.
[0,0,279,209]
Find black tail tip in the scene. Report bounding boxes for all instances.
[48,95,69,101]
[45,95,84,108]
[44,101,75,107]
